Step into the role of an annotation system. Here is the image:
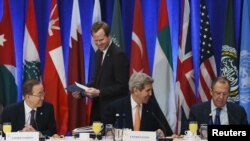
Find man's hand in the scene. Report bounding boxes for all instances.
[52,134,64,138]
[72,91,81,99]
[156,129,165,138]
[85,87,100,98]
[22,125,36,132]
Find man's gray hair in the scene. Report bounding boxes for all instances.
[129,72,154,92]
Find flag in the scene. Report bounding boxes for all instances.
[88,0,102,81]
[239,0,250,123]
[220,0,239,103]
[130,0,150,75]
[111,0,125,50]
[86,0,102,125]
[152,0,176,133]
[44,0,68,134]
[176,0,196,134]
[198,0,217,101]
[68,0,88,131]
[23,0,41,82]
[0,0,17,105]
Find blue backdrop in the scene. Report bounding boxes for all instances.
[0,0,239,102]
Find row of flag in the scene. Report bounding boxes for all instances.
[0,0,83,134]
[1,0,250,134]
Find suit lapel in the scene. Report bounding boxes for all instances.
[226,103,235,124]
[100,44,113,71]
[205,101,212,123]
[140,104,150,130]
[125,97,133,129]
[19,102,26,127]
[36,106,44,130]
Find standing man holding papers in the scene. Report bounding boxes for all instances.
[72,21,129,122]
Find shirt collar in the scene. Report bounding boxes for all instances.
[24,100,37,113]
[102,40,112,54]
[130,95,142,109]
[211,100,227,112]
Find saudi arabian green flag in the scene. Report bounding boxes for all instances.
[111,0,125,50]
[220,0,239,103]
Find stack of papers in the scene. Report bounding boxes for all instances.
[72,126,93,134]
[66,82,89,92]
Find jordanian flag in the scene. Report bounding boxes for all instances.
[0,0,17,105]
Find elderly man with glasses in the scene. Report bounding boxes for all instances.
[1,79,57,137]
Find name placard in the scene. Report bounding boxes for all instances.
[123,130,156,141]
[6,132,39,141]
[79,133,90,140]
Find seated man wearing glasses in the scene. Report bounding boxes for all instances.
[189,76,248,126]
[1,79,57,137]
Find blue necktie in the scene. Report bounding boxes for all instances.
[214,108,221,125]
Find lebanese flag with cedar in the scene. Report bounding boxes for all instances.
[23,0,41,81]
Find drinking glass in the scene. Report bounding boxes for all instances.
[105,124,113,140]
[189,121,198,134]
[113,128,123,141]
[0,124,2,141]
[92,121,103,141]
[199,124,208,139]
[3,122,12,134]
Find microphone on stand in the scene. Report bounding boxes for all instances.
[147,109,167,137]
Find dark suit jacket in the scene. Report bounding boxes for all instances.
[88,42,129,121]
[189,101,248,126]
[1,101,57,136]
[103,96,173,136]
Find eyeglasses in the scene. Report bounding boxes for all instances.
[31,92,45,98]
[213,91,229,97]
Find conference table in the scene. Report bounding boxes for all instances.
[46,136,206,141]
[0,137,207,141]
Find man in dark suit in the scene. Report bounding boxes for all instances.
[0,103,3,123]
[1,79,57,137]
[103,72,173,137]
[189,76,248,126]
[73,21,129,122]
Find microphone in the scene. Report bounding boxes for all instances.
[147,109,167,137]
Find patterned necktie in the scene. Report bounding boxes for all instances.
[214,108,221,125]
[134,104,141,131]
[30,110,37,129]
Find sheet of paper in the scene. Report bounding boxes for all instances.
[75,82,89,90]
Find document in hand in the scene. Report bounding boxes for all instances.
[66,82,89,93]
